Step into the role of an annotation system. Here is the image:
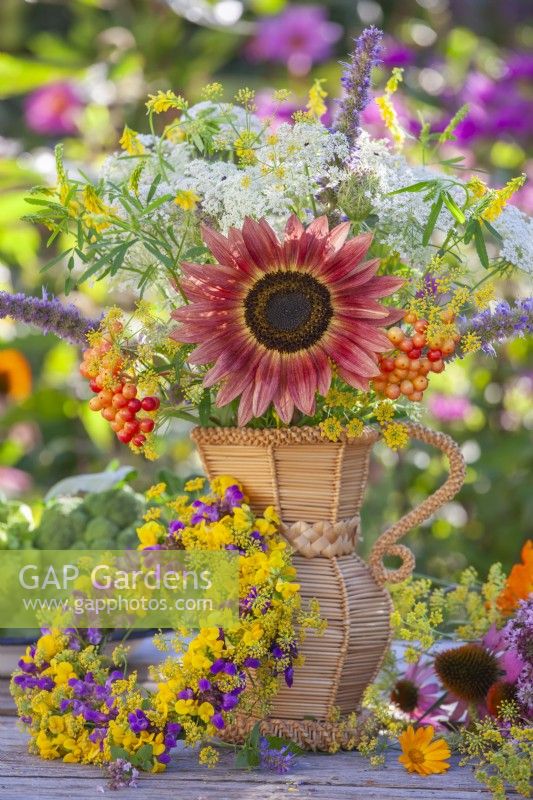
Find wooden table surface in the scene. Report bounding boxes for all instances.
[0,679,511,800]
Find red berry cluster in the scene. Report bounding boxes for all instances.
[373,310,459,402]
[80,340,160,448]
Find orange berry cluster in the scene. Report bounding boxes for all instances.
[373,310,460,402]
[80,337,160,448]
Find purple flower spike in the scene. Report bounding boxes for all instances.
[243,657,261,669]
[198,677,211,692]
[178,688,195,700]
[128,709,150,734]
[336,26,383,151]
[0,289,99,345]
[223,662,237,676]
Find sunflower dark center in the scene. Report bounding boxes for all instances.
[244,271,333,353]
[0,373,9,396]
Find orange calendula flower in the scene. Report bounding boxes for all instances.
[398,725,451,776]
[0,349,32,401]
[497,540,533,614]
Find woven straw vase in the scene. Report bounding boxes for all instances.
[191,422,466,750]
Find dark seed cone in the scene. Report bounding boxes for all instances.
[391,679,419,713]
[434,644,499,703]
[486,681,517,718]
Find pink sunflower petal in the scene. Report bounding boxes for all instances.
[251,351,281,417]
[287,353,318,415]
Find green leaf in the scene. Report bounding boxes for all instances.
[482,219,503,242]
[146,174,162,204]
[386,180,436,196]
[142,194,174,215]
[442,192,466,224]
[198,389,212,426]
[422,194,443,246]
[473,220,489,268]
[109,745,129,762]
[40,249,71,273]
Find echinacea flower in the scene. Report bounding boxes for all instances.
[172,215,403,425]
[398,725,450,776]
[0,349,32,401]
[434,643,500,705]
[391,659,442,721]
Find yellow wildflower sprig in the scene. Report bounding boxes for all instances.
[375,68,405,149]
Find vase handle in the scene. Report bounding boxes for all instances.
[368,422,466,587]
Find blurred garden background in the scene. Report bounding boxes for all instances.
[0,0,531,578]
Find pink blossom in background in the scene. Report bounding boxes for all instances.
[428,394,472,423]
[24,82,83,136]
[381,36,415,68]
[246,5,342,76]
[0,466,32,498]
[254,90,300,130]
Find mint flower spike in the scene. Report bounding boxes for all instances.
[335,26,383,151]
[0,289,99,345]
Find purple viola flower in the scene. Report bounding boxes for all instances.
[169,519,185,534]
[224,661,238,676]
[284,667,294,687]
[190,500,220,525]
[24,82,83,136]
[178,687,195,700]
[221,693,239,711]
[210,658,226,675]
[86,628,102,645]
[128,709,150,734]
[243,657,261,669]
[198,677,211,692]
[259,737,296,774]
[224,484,244,509]
[336,26,383,150]
[210,712,225,730]
[246,5,342,76]
[271,645,284,659]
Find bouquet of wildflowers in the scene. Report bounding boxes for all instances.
[11,476,322,776]
[4,26,531,459]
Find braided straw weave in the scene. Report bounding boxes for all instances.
[280,516,360,558]
[367,421,466,586]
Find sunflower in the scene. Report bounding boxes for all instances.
[398,725,450,776]
[0,348,32,401]
[172,215,403,425]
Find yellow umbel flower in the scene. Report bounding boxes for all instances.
[461,331,482,354]
[199,746,219,767]
[481,175,526,222]
[119,125,145,156]
[376,68,405,149]
[473,283,495,309]
[174,190,201,211]
[382,422,409,451]
[319,417,343,442]
[146,482,166,499]
[375,401,395,425]
[184,477,206,492]
[346,418,364,439]
[200,83,223,100]
[398,725,450,776]
[146,90,187,114]
[306,79,328,119]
